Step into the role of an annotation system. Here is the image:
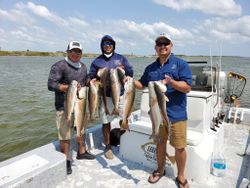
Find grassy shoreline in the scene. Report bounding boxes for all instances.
[0,50,99,57]
[0,50,244,58]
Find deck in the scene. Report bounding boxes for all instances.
[55,123,250,188]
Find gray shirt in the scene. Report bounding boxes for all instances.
[48,59,87,110]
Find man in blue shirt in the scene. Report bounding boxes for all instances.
[89,35,133,159]
[135,34,192,187]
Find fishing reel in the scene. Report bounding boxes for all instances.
[211,112,226,131]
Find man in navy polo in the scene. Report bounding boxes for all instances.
[135,34,192,187]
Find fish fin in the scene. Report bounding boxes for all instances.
[165,96,169,102]
[148,110,151,115]
[166,153,176,164]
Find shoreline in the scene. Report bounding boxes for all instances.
[0,50,246,58]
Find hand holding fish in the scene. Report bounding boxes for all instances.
[119,64,125,70]
[161,75,172,85]
[123,76,132,84]
[90,78,98,85]
[76,83,81,92]
[59,84,69,93]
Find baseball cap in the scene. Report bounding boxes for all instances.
[155,33,172,44]
[67,41,82,51]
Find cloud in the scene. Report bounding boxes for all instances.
[26,2,68,27]
[0,1,249,55]
[198,16,250,43]
[0,8,34,25]
[91,19,193,46]
[152,0,242,16]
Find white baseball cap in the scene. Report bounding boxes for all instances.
[155,33,172,43]
[67,41,82,51]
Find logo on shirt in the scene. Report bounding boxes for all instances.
[114,60,121,66]
[171,64,177,69]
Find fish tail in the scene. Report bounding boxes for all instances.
[120,120,129,130]
[89,114,94,122]
[112,108,119,116]
[149,134,161,143]
[105,107,110,115]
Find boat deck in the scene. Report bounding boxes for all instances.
[56,123,250,188]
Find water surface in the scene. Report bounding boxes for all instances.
[0,56,249,161]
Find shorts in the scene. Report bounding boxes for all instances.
[159,120,187,149]
[99,96,124,124]
[56,110,73,140]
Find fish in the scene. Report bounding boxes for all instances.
[154,81,170,126]
[88,81,101,122]
[117,67,126,83]
[97,68,110,115]
[110,68,124,115]
[74,86,88,136]
[65,80,78,121]
[121,77,135,129]
[148,81,162,142]
[148,81,169,143]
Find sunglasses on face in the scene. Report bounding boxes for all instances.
[69,49,82,55]
[103,41,113,46]
[156,41,171,47]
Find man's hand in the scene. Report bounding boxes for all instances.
[123,76,132,84]
[76,83,81,92]
[161,75,172,85]
[59,84,69,93]
[90,78,97,85]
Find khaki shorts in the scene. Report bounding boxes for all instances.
[56,110,74,140]
[99,96,124,124]
[159,120,187,149]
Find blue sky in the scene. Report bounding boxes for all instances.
[0,0,250,56]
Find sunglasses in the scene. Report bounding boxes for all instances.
[156,41,171,47]
[69,49,82,55]
[103,41,113,46]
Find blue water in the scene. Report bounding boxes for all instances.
[0,56,249,162]
[213,162,226,170]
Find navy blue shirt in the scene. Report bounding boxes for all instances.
[140,53,192,123]
[88,52,133,96]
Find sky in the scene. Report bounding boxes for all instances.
[0,0,250,57]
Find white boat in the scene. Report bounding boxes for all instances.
[0,61,250,188]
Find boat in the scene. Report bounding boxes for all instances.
[0,60,250,188]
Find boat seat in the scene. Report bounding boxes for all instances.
[129,120,203,146]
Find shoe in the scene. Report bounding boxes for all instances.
[175,177,189,188]
[66,160,72,175]
[148,170,166,184]
[104,146,114,159]
[76,151,95,160]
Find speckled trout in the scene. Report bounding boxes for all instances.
[65,80,78,121]
[121,77,135,129]
[74,86,88,136]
